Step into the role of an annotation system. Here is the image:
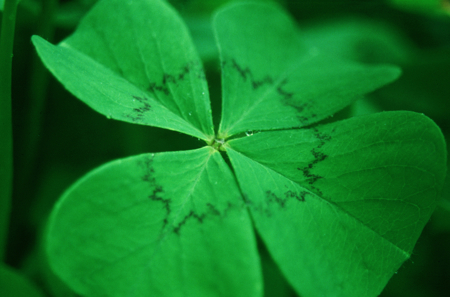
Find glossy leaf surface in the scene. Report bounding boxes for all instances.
[47,148,262,297]
[32,0,214,140]
[227,111,446,297]
[214,2,401,138]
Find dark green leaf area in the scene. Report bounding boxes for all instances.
[0,264,45,297]
[228,147,409,297]
[227,111,446,297]
[214,2,401,137]
[32,0,214,139]
[229,111,446,254]
[47,148,262,297]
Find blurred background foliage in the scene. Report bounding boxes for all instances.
[1,0,449,296]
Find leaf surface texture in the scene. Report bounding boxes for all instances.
[47,148,262,297]
[214,2,401,137]
[227,111,446,297]
[32,0,214,140]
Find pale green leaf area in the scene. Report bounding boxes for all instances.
[47,147,262,297]
[0,264,45,297]
[214,2,401,138]
[227,111,447,297]
[32,0,214,140]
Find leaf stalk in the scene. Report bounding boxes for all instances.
[0,0,18,262]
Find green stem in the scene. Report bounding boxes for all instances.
[16,0,58,201]
[0,0,18,262]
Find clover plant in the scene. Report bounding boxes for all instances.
[31,0,447,296]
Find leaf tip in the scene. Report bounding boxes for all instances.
[30,34,42,46]
[380,64,403,86]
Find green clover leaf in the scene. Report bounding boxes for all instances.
[32,0,447,296]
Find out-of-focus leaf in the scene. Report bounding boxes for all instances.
[373,50,450,121]
[301,18,415,64]
[390,0,450,15]
[0,264,45,297]
[184,15,218,62]
[302,18,450,121]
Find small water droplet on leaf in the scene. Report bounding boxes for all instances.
[245,130,253,136]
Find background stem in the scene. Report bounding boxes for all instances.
[15,0,58,204]
[0,0,18,262]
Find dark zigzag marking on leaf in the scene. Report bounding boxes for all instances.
[124,95,152,123]
[139,156,237,234]
[276,78,315,124]
[125,60,205,123]
[140,155,171,228]
[133,95,151,119]
[227,59,274,89]
[266,190,288,208]
[297,128,332,196]
[173,211,205,234]
[133,96,151,113]
[125,60,206,122]
[147,60,206,96]
[243,191,308,217]
[173,202,235,234]
[222,58,317,125]
[285,189,307,202]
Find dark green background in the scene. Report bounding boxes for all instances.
[2,0,449,296]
